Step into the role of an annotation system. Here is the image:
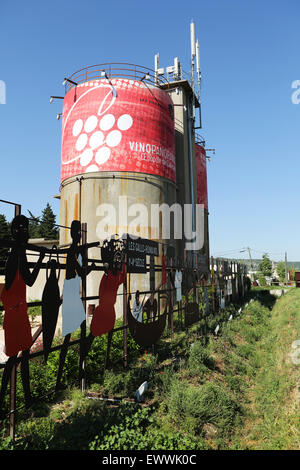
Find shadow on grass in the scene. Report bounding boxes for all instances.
[248,289,278,310]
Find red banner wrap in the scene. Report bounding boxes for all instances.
[195,144,208,210]
[61,79,175,182]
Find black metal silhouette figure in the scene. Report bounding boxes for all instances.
[127,293,168,348]
[41,245,61,362]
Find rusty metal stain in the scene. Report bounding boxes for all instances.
[64,200,68,245]
[74,193,79,220]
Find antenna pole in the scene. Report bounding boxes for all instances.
[196,38,202,129]
[285,251,288,286]
[189,21,197,267]
[247,247,254,281]
[154,53,159,85]
[190,21,196,122]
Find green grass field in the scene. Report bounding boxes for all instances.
[230,288,300,450]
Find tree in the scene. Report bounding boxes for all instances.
[258,272,267,286]
[38,203,58,239]
[27,210,41,238]
[259,253,272,277]
[277,261,286,283]
[0,214,10,274]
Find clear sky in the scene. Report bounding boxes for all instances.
[0,0,299,262]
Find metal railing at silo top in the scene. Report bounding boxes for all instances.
[63,63,170,94]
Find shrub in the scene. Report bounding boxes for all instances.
[258,274,267,287]
[188,341,216,372]
[0,428,14,450]
[168,381,242,436]
[154,365,179,397]
[48,391,111,450]
[225,374,242,394]
[148,429,209,450]
[27,301,42,324]
[14,391,111,450]
[15,417,54,450]
[101,370,127,395]
[89,403,208,450]
[89,403,153,450]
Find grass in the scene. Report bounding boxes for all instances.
[230,288,300,450]
[0,288,299,450]
[252,285,292,291]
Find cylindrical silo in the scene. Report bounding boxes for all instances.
[59,67,177,316]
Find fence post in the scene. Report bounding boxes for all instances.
[79,222,87,392]
[9,362,17,441]
[123,251,128,369]
[9,203,22,441]
[169,256,174,339]
[210,256,215,315]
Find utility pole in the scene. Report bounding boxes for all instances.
[285,252,288,286]
[247,247,254,281]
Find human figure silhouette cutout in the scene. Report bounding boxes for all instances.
[0,215,45,416]
[85,237,126,357]
[55,220,94,391]
[41,245,61,362]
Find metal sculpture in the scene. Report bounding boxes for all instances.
[127,294,168,348]
[126,242,174,347]
[143,293,158,323]
[131,290,144,322]
[0,215,45,414]
[184,301,200,328]
[0,203,249,437]
[41,245,61,362]
[161,251,167,285]
[55,220,95,390]
[90,259,126,337]
[174,268,183,302]
[85,236,126,356]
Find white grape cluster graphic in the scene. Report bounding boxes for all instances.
[72,111,133,173]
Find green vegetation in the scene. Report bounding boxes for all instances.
[259,253,272,277]
[27,301,42,325]
[38,203,59,239]
[0,288,299,450]
[0,214,10,275]
[231,288,300,450]
[28,203,58,239]
[290,265,296,281]
[277,261,286,283]
[257,273,267,286]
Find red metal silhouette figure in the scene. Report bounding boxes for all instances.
[0,215,44,415]
[90,262,126,337]
[1,216,44,356]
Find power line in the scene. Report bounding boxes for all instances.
[212,247,286,261]
[213,248,245,256]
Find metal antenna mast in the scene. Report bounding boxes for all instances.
[190,20,196,123]
[196,38,202,129]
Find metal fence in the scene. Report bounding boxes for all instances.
[0,201,249,440]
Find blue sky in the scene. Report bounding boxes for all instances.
[0,0,299,261]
